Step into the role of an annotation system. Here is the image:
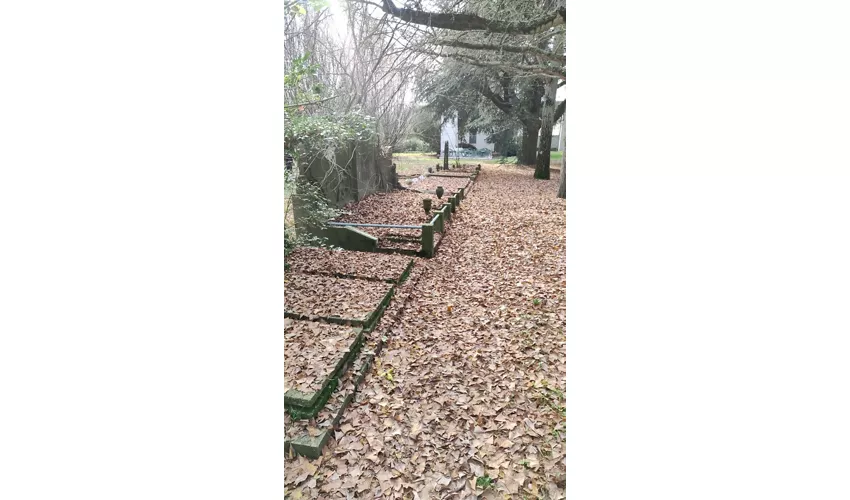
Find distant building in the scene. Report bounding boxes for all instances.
[439,115,495,157]
[439,108,563,156]
[549,116,563,151]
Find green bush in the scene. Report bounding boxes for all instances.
[401,137,428,152]
[284,169,340,256]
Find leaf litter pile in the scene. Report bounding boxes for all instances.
[285,261,428,443]
[286,248,412,282]
[284,274,392,321]
[333,190,453,251]
[408,176,470,195]
[284,318,361,395]
[285,164,565,499]
[335,191,449,227]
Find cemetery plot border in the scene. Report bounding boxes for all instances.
[321,170,475,258]
[284,329,379,459]
[283,275,394,330]
[285,249,415,284]
[284,260,425,459]
[283,324,364,416]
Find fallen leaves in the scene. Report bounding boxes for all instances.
[284,164,565,499]
[409,420,422,439]
[284,274,391,320]
[285,248,413,282]
[335,190,449,227]
[408,175,471,195]
[283,319,360,394]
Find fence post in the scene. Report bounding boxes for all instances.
[421,223,435,257]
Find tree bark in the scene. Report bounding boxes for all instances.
[519,120,540,165]
[434,38,565,65]
[554,99,565,124]
[534,78,558,179]
[376,0,566,34]
[456,109,468,141]
[557,114,566,198]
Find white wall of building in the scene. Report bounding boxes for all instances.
[440,115,495,155]
[441,104,565,154]
[439,115,459,155]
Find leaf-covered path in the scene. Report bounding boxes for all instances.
[286,165,566,499]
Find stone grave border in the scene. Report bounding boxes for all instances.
[286,256,415,285]
[319,167,478,258]
[283,326,364,414]
[284,261,423,459]
[283,283,394,332]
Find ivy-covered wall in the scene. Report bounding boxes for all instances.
[286,112,397,208]
[296,135,395,208]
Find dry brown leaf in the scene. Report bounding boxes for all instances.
[497,438,514,449]
[409,420,422,439]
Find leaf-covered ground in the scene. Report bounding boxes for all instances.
[284,318,361,394]
[286,248,412,282]
[285,261,428,442]
[285,164,566,499]
[284,274,392,321]
[336,190,450,226]
[332,189,454,251]
[407,176,470,195]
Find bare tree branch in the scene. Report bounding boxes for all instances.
[355,0,565,34]
[433,50,565,78]
[433,37,564,64]
[284,94,339,109]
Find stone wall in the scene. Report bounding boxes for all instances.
[297,134,396,208]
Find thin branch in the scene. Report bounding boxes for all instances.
[284,94,339,109]
[428,49,565,79]
[433,38,564,64]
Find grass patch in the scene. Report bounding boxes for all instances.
[393,152,440,175]
[393,151,563,174]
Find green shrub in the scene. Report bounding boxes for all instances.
[283,169,340,256]
[401,137,428,152]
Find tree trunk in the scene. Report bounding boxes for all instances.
[534,78,558,180]
[457,109,468,141]
[557,162,566,197]
[518,120,540,165]
[557,114,566,198]
[558,106,567,198]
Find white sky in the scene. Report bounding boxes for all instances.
[328,0,351,43]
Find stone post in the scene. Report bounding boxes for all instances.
[441,204,451,223]
[433,210,444,233]
[421,223,435,257]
